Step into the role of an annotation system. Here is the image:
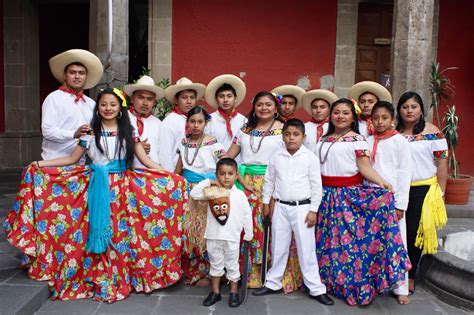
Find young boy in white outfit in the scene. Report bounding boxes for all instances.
[190,158,253,308]
[253,119,334,306]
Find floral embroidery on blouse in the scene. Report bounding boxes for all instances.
[404,132,444,142]
[180,138,218,148]
[324,134,366,143]
[355,149,370,157]
[240,126,283,137]
[100,131,117,137]
[213,149,227,159]
[434,150,448,159]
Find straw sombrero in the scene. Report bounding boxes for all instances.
[271,85,306,109]
[302,89,339,116]
[49,49,103,90]
[165,77,206,104]
[348,81,392,103]
[205,74,246,109]
[123,75,165,100]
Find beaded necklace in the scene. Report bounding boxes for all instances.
[249,119,275,154]
[101,126,120,162]
[184,134,205,166]
[318,128,351,164]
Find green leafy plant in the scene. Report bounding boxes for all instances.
[442,105,459,177]
[429,63,457,127]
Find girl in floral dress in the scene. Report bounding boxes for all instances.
[315,98,411,305]
[228,91,302,290]
[3,88,188,302]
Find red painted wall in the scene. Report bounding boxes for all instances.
[438,0,474,176]
[172,0,338,120]
[0,0,4,133]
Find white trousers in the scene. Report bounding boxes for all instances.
[206,239,240,281]
[265,203,326,296]
[393,217,409,295]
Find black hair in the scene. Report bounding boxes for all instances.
[176,89,197,99]
[282,94,298,105]
[283,118,305,134]
[216,158,238,172]
[324,98,359,136]
[64,62,87,73]
[371,101,395,118]
[186,106,211,121]
[91,88,135,168]
[359,91,379,101]
[246,91,283,129]
[396,91,426,134]
[215,83,237,98]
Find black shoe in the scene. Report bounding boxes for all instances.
[203,292,222,306]
[229,292,241,307]
[252,286,282,296]
[310,293,334,305]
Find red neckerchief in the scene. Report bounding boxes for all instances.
[218,107,238,138]
[359,115,375,136]
[311,117,329,141]
[129,106,151,136]
[371,129,399,162]
[58,86,85,103]
[172,105,190,135]
[280,115,295,123]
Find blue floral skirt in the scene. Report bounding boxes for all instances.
[316,185,411,305]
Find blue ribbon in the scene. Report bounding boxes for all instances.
[182,169,216,184]
[86,159,127,254]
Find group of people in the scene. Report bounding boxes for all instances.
[3,49,448,308]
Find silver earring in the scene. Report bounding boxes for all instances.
[96,111,101,119]
[273,112,279,119]
[117,111,122,119]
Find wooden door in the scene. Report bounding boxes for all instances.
[355,3,393,88]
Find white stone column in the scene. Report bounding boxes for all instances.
[148,0,172,82]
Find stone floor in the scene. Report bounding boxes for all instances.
[1,171,473,314]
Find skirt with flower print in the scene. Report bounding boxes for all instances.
[3,165,188,302]
[316,185,411,306]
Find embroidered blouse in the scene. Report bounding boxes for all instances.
[316,134,369,177]
[233,126,285,165]
[404,132,448,181]
[177,137,227,174]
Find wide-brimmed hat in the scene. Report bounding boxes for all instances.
[205,74,246,109]
[123,75,165,100]
[165,77,206,104]
[271,85,306,109]
[49,49,103,90]
[348,81,392,103]
[302,89,339,115]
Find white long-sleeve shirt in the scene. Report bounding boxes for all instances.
[304,121,328,152]
[262,146,323,213]
[190,179,253,242]
[41,89,95,162]
[205,111,247,151]
[129,113,162,168]
[158,112,186,171]
[367,134,413,211]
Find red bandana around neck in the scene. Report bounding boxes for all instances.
[172,105,190,135]
[370,129,399,162]
[59,86,85,103]
[280,115,295,123]
[311,117,329,142]
[218,107,238,138]
[359,115,375,136]
[129,106,151,136]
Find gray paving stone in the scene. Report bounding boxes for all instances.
[35,299,101,315]
[97,293,158,314]
[152,295,211,315]
[0,283,49,315]
[6,268,42,286]
[0,268,19,283]
[152,282,212,297]
[0,241,22,256]
[0,251,20,269]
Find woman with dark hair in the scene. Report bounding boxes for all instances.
[227,91,289,289]
[4,88,189,302]
[315,98,411,305]
[396,91,448,295]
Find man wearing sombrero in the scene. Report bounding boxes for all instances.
[302,89,339,152]
[158,77,206,171]
[204,74,247,154]
[41,49,103,163]
[123,75,165,167]
[348,81,392,138]
[271,85,305,122]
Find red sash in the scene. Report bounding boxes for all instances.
[322,173,363,187]
[218,108,237,138]
[58,86,85,103]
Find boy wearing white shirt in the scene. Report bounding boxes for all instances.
[190,158,253,308]
[253,119,334,306]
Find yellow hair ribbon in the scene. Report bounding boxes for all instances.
[351,98,362,116]
[113,88,128,107]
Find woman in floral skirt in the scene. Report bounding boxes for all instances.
[3,88,188,302]
[315,98,411,305]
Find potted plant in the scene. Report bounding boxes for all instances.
[442,105,473,204]
[430,62,473,205]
